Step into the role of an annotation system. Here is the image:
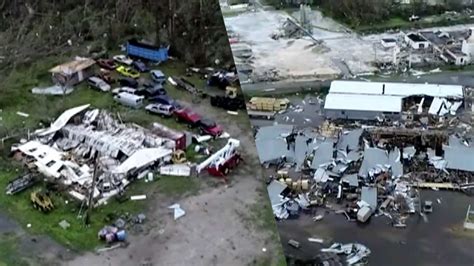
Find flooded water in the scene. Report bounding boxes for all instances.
[278,190,474,265]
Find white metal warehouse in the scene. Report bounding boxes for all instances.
[324,80,464,121]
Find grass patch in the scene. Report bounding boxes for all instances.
[0,168,199,251]
[243,185,286,266]
[155,175,200,197]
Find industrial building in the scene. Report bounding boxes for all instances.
[324,80,464,121]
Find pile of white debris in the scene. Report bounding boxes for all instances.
[11,104,176,206]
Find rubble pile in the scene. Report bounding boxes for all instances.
[264,123,474,226]
[10,105,176,206]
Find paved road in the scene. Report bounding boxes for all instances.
[241,70,474,96]
[242,79,331,95]
[373,70,474,87]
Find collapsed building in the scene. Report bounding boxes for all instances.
[324,80,464,121]
[10,104,179,206]
[261,121,474,223]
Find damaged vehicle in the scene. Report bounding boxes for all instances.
[5,173,39,195]
[197,118,223,138]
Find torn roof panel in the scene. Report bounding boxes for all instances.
[294,133,319,171]
[37,104,90,136]
[358,147,403,178]
[255,138,294,164]
[255,125,296,164]
[443,145,474,172]
[267,180,288,206]
[448,135,470,148]
[361,186,377,210]
[342,174,359,187]
[337,129,363,151]
[388,148,403,178]
[113,147,172,174]
[311,141,334,169]
[255,124,294,141]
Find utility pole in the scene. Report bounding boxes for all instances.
[85,151,99,226]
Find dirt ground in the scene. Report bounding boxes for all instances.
[62,97,281,266]
[224,5,474,81]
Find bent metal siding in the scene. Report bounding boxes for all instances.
[325,109,401,121]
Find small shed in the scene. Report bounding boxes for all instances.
[404,33,431,50]
[381,38,397,48]
[49,57,96,86]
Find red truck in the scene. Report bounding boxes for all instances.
[97,59,117,70]
[197,119,223,138]
[174,107,201,127]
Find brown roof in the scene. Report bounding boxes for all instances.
[49,58,95,75]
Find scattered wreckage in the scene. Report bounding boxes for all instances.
[5,172,39,195]
[7,104,243,210]
[264,120,474,227]
[321,242,371,266]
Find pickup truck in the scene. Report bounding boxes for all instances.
[197,118,223,138]
[174,107,201,127]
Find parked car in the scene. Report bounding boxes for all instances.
[113,92,144,109]
[132,60,149,72]
[116,66,140,79]
[118,77,139,88]
[87,76,111,92]
[98,69,115,84]
[145,103,174,117]
[174,107,201,127]
[150,95,180,108]
[112,87,139,95]
[139,83,166,97]
[423,201,433,213]
[197,118,223,137]
[97,59,117,70]
[113,55,133,65]
[151,70,166,84]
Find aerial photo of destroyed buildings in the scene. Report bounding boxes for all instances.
[222,0,474,265]
[0,1,285,266]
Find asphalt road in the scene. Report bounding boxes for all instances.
[242,70,474,96]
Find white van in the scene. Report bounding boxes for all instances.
[114,92,144,109]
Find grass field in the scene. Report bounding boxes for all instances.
[0,158,200,251]
[0,56,210,251]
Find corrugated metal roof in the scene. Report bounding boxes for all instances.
[49,58,96,75]
[361,186,377,210]
[311,141,334,169]
[324,93,402,112]
[358,147,403,178]
[444,145,474,172]
[255,125,295,163]
[329,80,463,98]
